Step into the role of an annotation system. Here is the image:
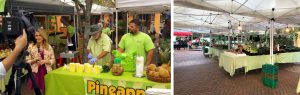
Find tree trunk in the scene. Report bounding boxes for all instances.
[73,0,93,62]
[83,0,93,62]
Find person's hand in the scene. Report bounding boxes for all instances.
[32,58,39,62]
[39,60,49,65]
[89,58,97,64]
[14,30,27,52]
[87,53,93,59]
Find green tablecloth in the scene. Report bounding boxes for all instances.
[219,52,300,76]
[45,68,170,95]
[0,0,5,12]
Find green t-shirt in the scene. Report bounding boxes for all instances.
[0,0,5,12]
[118,32,155,63]
[102,27,111,36]
[87,33,112,66]
[67,25,75,37]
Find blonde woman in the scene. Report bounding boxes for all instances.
[26,28,55,92]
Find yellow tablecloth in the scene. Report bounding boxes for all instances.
[210,48,224,58]
[219,52,300,76]
[219,52,247,76]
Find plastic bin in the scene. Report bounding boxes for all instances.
[262,64,278,88]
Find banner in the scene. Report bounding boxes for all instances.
[84,77,169,95]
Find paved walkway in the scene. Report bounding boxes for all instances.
[174,50,300,95]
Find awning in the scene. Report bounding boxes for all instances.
[6,0,74,15]
[60,0,115,14]
[174,0,300,33]
[174,31,193,36]
[116,0,170,13]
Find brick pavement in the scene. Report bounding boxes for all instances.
[174,50,300,95]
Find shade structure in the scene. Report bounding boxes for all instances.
[174,31,193,36]
[60,0,115,14]
[6,0,74,15]
[174,0,300,33]
[116,0,170,13]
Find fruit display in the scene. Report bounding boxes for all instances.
[112,50,136,72]
[0,49,11,59]
[146,64,171,83]
[64,63,103,74]
[93,65,103,74]
[102,65,110,73]
[111,58,124,76]
[112,64,124,76]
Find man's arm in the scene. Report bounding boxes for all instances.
[2,30,27,71]
[117,48,124,53]
[96,51,109,60]
[87,49,91,54]
[146,49,154,65]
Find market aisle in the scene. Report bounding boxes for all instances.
[174,50,300,95]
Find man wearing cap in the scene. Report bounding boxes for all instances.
[118,19,155,65]
[87,25,112,66]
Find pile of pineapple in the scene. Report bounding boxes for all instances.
[146,63,171,83]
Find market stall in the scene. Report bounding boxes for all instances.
[174,31,192,50]
[43,0,172,94]
[175,0,300,89]
[0,0,75,93]
[219,51,300,76]
[45,68,170,95]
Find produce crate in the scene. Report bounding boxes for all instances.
[203,47,208,53]
[262,64,278,88]
[262,77,278,88]
[262,64,278,74]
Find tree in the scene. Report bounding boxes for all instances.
[73,0,93,61]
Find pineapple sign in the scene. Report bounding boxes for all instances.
[84,77,169,95]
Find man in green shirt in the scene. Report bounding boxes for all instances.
[118,19,155,65]
[102,23,111,36]
[87,25,112,66]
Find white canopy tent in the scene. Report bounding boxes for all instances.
[174,6,287,33]
[175,0,300,20]
[175,0,300,64]
[113,0,171,48]
[116,0,170,13]
[60,0,115,14]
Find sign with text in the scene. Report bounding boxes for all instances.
[84,77,169,95]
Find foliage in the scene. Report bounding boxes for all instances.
[112,50,137,72]
[93,0,115,8]
[159,38,171,63]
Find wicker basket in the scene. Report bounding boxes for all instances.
[146,74,171,83]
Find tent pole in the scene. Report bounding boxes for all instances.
[116,9,118,49]
[191,32,193,49]
[270,8,275,65]
[210,30,212,46]
[73,14,77,49]
[202,33,204,46]
[228,29,232,50]
[127,12,129,33]
[270,19,274,65]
